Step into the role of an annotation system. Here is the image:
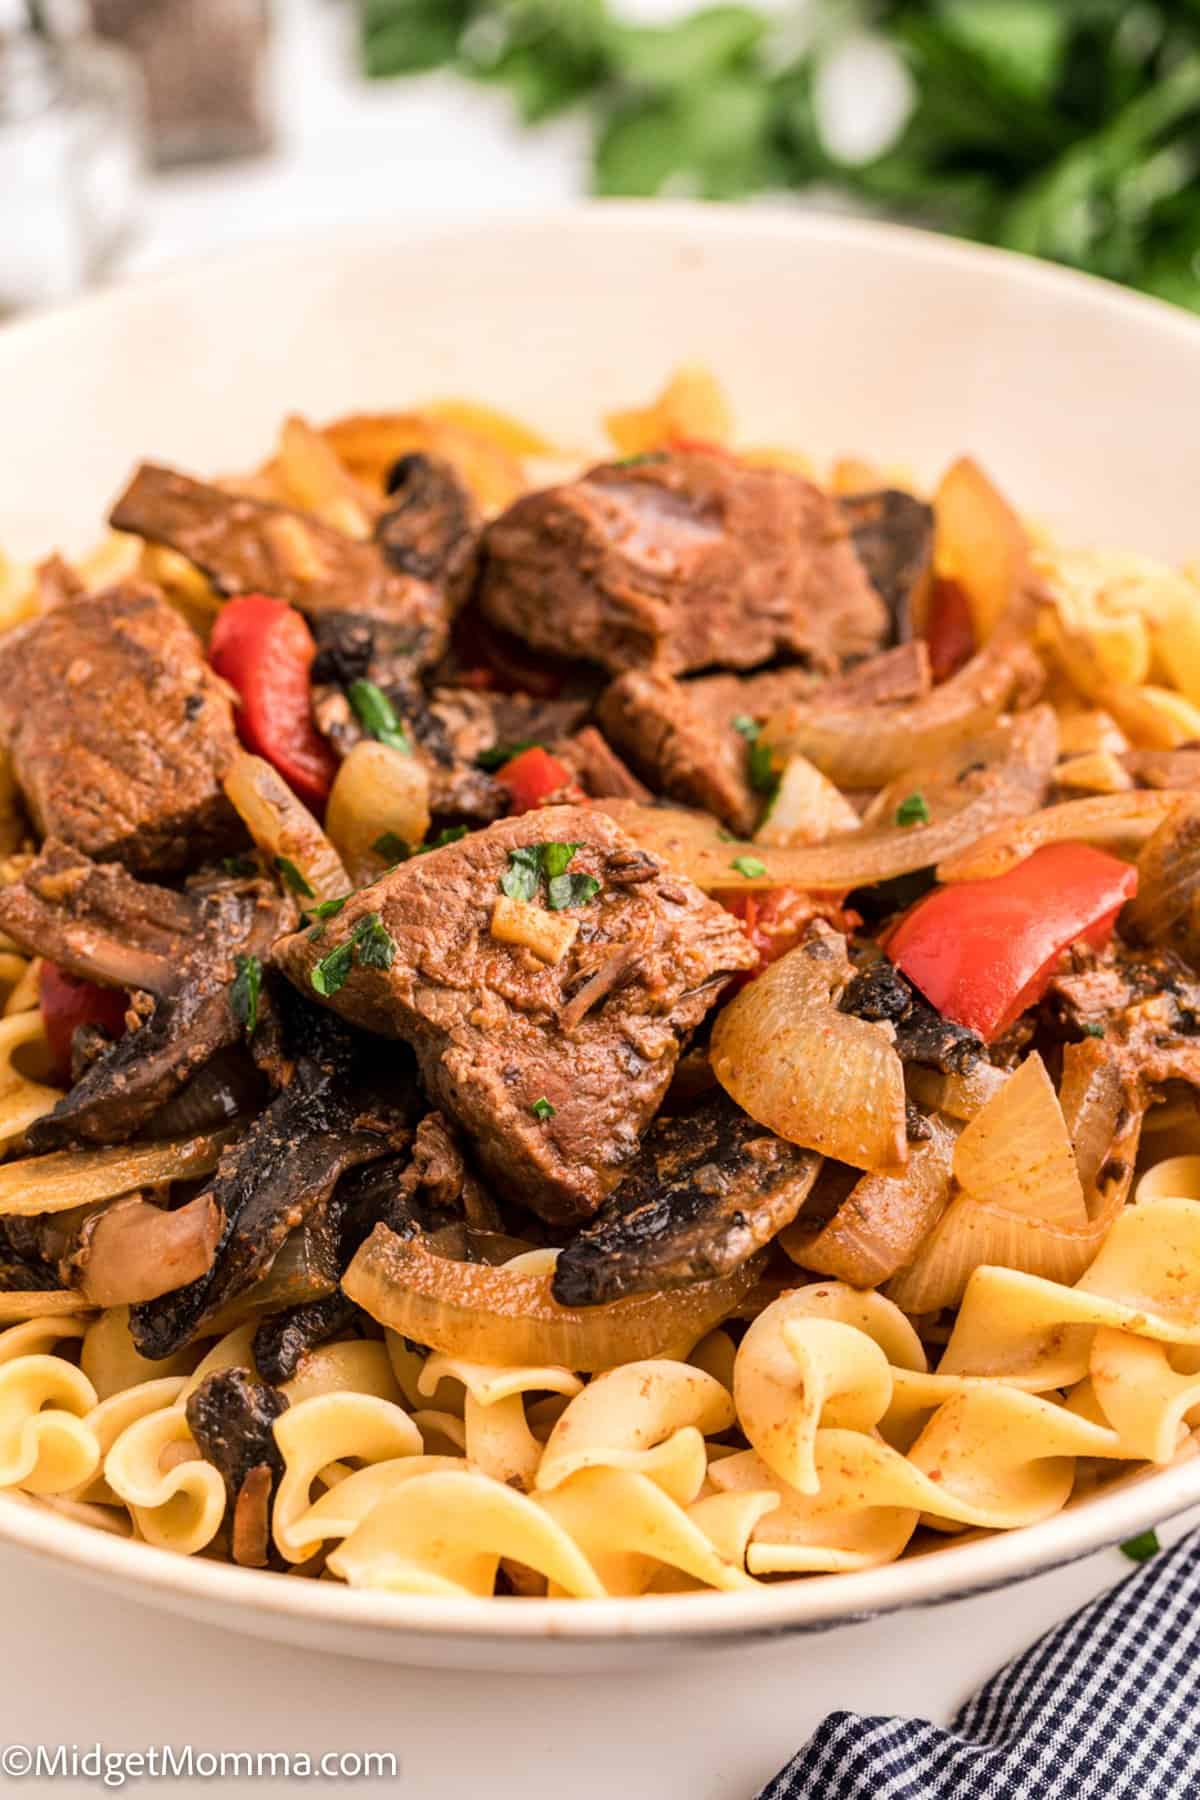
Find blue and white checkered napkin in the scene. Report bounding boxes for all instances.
[758,1530,1200,1799]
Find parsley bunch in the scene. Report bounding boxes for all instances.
[359,0,1200,311]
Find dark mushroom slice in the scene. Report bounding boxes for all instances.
[129,1011,419,1359]
[378,452,479,603]
[185,1367,289,1568]
[110,463,448,672]
[551,1092,821,1307]
[0,1218,63,1297]
[839,958,985,1075]
[5,857,292,1151]
[838,489,934,645]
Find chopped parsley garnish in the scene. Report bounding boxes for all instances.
[612,451,667,469]
[731,855,767,879]
[230,953,262,1037]
[220,854,259,878]
[1082,1021,1106,1039]
[531,1097,556,1121]
[716,827,738,843]
[895,792,931,828]
[414,826,470,855]
[548,872,601,910]
[347,679,411,754]
[373,831,410,864]
[304,890,351,942]
[732,714,758,740]
[275,856,315,898]
[1120,1528,1160,1563]
[499,842,599,910]
[476,739,543,771]
[731,713,776,794]
[310,912,396,996]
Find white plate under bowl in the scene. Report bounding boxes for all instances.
[3,205,1200,1669]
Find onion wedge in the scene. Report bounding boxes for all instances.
[933,456,1030,642]
[711,927,907,1171]
[937,789,1187,883]
[1122,795,1200,958]
[782,1113,957,1286]
[223,749,348,902]
[343,1225,764,1373]
[0,1127,238,1218]
[953,1053,1086,1226]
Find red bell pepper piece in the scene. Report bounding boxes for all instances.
[889,843,1138,1041]
[209,594,338,811]
[39,961,128,1085]
[495,745,575,815]
[718,888,860,983]
[925,576,976,682]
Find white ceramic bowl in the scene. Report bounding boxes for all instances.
[3,205,1200,1670]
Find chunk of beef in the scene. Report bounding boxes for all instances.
[0,584,237,875]
[185,1368,288,1567]
[478,451,886,676]
[0,847,292,1149]
[110,464,448,670]
[683,640,932,740]
[130,1009,417,1357]
[839,957,985,1075]
[552,1091,820,1305]
[273,805,755,1223]
[837,489,934,642]
[1047,942,1200,1095]
[378,452,479,603]
[555,726,652,802]
[596,668,759,834]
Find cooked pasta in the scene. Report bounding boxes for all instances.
[2,367,1200,1605]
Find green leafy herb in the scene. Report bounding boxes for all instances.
[275,856,315,898]
[732,714,759,741]
[731,855,767,879]
[731,713,776,795]
[476,739,543,771]
[499,844,544,902]
[373,831,411,863]
[413,826,470,855]
[230,953,262,1036]
[547,872,601,910]
[305,890,351,943]
[1082,1021,1106,1039]
[612,451,668,469]
[310,912,397,996]
[311,938,356,998]
[542,841,583,879]
[716,827,738,843]
[220,854,259,878]
[1120,1528,1161,1563]
[347,679,411,754]
[895,792,932,828]
[531,1097,556,1121]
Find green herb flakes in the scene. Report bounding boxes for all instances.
[220,855,259,878]
[347,679,411,754]
[1082,1021,1106,1039]
[310,938,356,998]
[372,832,410,864]
[476,740,543,771]
[1120,1529,1161,1564]
[499,841,597,908]
[547,872,601,910]
[731,855,767,879]
[230,953,262,1036]
[895,793,931,828]
[309,911,397,997]
[500,845,544,902]
[531,1097,556,1121]
[275,856,315,898]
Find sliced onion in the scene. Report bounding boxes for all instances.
[223,750,348,901]
[905,1060,1007,1122]
[0,1127,239,1218]
[325,740,431,885]
[937,789,1187,882]
[782,1113,956,1286]
[204,1222,340,1336]
[343,1224,764,1372]
[953,1053,1086,1226]
[710,930,907,1171]
[754,755,861,849]
[885,1094,1143,1314]
[599,709,1056,894]
[0,1289,85,1323]
[1122,795,1200,957]
[1058,1038,1125,1194]
[933,456,1030,641]
[758,630,1041,788]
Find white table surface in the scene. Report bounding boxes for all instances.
[5,5,1191,1793]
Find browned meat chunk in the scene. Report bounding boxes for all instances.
[555,727,652,801]
[596,668,759,834]
[552,1091,820,1305]
[272,805,755,1223]
[110,464,448,668]
[478,451,887,676]
[377,452,479,605]
[684,640,931,739]
[0,584,238,874]
[838,489,934,640]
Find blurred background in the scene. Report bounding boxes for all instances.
[2,0,1199,317]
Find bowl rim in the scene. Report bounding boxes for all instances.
[4,202,1200,1644]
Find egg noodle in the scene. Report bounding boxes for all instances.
[2,368,1200,1600]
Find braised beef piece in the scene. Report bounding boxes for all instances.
[185,1368,289,1568]
[683,640,931,738]
[130,1005,418,1358]
[552,1091,820,1305]
[478,451,886,676]
[0,584,237,875]
[378,452,479,602]
[0,850,292,1151]
[837,489,934,642]
[554,726,651,802]
[1047,942,1200,1092]
[273,805,755,1224]
[596,668,760,834]
[1123,748,1200,789]
[840,959,985,1074]
[110,464,448,671]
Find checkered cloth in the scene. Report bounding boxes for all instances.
[757,1530,1200,1799]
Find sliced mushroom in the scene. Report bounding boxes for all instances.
[185,1367,289,1569]
[552,1091,820,1306]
